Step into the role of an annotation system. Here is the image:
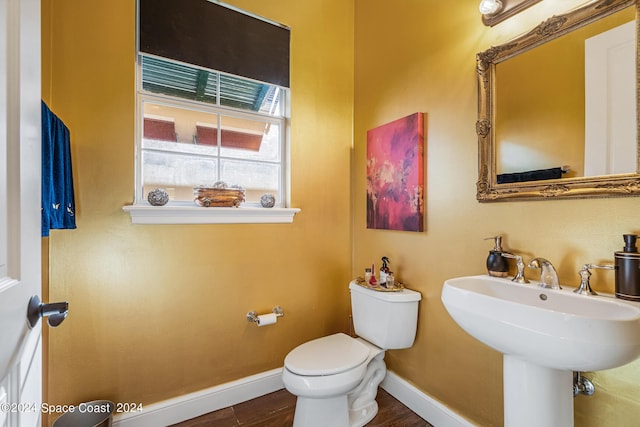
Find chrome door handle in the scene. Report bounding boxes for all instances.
[27,295,69,328]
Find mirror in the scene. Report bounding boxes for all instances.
[476,0,640,201]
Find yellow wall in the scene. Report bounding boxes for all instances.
[354,0,640,426]
[42,0,640,426]
[41,0,354,422]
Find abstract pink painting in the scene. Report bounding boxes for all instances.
[366,113,424,232]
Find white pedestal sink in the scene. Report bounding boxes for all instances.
[442,275,640,427]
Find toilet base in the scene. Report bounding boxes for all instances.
[349,400,378,427]
[348,354,385,427]
[293,395,350,427]
[290,352,387,427]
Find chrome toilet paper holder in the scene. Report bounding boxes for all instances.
[247,306,284,325]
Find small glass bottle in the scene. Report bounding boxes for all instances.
[386,272,395,288]
[364,268,372,283]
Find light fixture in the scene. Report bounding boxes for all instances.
[479,0,503,15]
[479,0,541,27]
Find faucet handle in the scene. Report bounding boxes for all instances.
[501,253,529,284]
[574,264,614,296]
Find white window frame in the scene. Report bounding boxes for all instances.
[123,56,299,225]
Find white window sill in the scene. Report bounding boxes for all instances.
[122,204,300,224]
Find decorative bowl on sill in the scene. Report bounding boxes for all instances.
[193,183,245,208]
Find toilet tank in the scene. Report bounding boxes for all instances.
[349,281,422,349]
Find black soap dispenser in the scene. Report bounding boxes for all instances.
[615,234,640,301]
[484,236,508,277]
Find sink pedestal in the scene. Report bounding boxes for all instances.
[504,355,573,427]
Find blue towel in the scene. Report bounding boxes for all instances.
[42,101,76,237]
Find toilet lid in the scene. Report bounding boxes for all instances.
[284,333,370,376]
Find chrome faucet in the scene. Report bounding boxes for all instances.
[527,257,561,290]
[501,252,529,284]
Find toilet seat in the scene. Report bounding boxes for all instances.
[285,333,370,376]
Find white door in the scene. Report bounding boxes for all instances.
[0,0,43,426]
[584,20,637,177]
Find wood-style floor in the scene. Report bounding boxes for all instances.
[171,388,433,427]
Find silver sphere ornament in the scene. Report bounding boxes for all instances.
[148,188,169,206]
[260,193,276,208]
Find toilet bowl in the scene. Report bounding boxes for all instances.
[282,281,422,427]
[283,333,386,427]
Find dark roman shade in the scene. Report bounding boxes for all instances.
[139,0,290,88]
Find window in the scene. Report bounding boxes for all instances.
[125,0,298,224]
[137,55,287,207]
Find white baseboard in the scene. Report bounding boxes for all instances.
[112,368,284,427]
[112,368,474,427]
[381,371,476,427]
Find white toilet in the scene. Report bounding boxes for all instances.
[282,280,422,427]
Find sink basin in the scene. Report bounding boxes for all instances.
[442,275,640,371]
[442,274,640,427]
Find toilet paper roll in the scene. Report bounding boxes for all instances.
[257,313,277,326]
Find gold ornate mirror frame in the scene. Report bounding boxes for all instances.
[476,0,640,202]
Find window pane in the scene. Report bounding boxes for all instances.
[221,159,280,204]
[142,151,218,202]
[219,115,280,162]
[143,101,219,153]
[142,55,218,104]
[256,86,282,115]
[220,74,271,111]
[141,54,284,116]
